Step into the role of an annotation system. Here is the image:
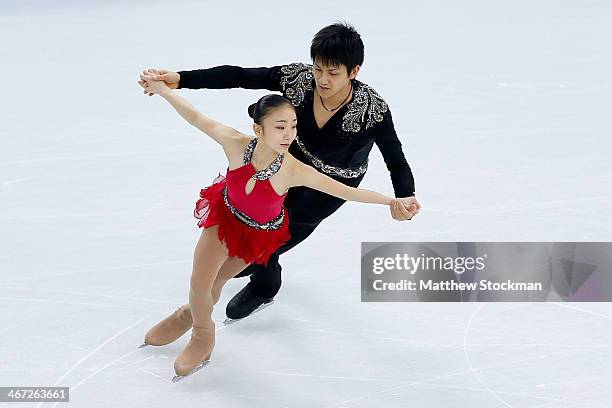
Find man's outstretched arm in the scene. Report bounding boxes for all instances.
[178,66,282,91]
[140,66,283,92]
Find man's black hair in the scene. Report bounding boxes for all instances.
[310,22,364,73]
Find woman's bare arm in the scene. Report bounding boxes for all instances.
[291,161,393,205]
[142,77,240,146]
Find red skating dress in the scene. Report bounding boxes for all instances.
[193,138,290,266]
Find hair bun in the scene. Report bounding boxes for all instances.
[247,103,256,119]
[248,94,294,124]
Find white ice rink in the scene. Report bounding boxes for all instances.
[1,0,612,406]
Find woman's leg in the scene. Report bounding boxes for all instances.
[143,249,250,347]
[211,256,251,305]
[141,226,228,346]
[174,225,228,377]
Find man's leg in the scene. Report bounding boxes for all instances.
[226,180,363,319]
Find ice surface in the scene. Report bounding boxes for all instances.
[1,0,611,407]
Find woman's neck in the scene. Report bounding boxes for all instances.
[251,139,279,168]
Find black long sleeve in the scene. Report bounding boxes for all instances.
[374,110,416,198]
[177,65,282,91]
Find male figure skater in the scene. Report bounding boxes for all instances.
[140,22,421,320]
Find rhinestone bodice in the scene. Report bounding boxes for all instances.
[224,138,286,225]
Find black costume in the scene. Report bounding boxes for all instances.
[178,63,415,298]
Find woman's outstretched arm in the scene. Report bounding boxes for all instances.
[142,77,239,146]
[292,161,392,205]
[290,160,419,220]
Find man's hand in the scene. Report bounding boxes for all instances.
[138,68,180,96]
[138,74,170,96]
[141,68,180,88]
[390,196,421,221]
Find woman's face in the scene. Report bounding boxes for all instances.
[255,105,297,153]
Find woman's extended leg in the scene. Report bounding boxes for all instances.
[173,225,228,378]
[141,304,192,347]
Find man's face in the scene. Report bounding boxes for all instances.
[313,59,359,99]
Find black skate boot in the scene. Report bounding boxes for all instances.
[225,283,274,323]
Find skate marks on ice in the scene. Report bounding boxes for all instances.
[0,176,40,186]
[262,301,612,407]
[460,303,612,408]
[0,286,187,405]
[0,259,191,285]
[462,303,513,408]
[36,316,152,408]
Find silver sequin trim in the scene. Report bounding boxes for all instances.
[222,186,285,231]
[244,138,284,180]
[342,83,389,133]
[278,64,388,133]
[279,63,314,106]
[294,135,367,179]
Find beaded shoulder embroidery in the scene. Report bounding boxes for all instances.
[342,82,389,133]
[278,63,314,106]
[278,63,389,133]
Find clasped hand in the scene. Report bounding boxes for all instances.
[390,197,420,221]
[138,68,179,96]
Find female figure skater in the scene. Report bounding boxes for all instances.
[138,78,418,382]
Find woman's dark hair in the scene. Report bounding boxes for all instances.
[248,94,294,124]
[310,22,364,73]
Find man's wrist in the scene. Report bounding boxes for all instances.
[176,71,185,89]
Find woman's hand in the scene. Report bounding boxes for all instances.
[138,68,180,96]
[390,196,420,221]
[138,74,170,96]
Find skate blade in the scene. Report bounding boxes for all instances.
[137,343,148,349]
[171,360,210,383]
[223,300,275,326]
